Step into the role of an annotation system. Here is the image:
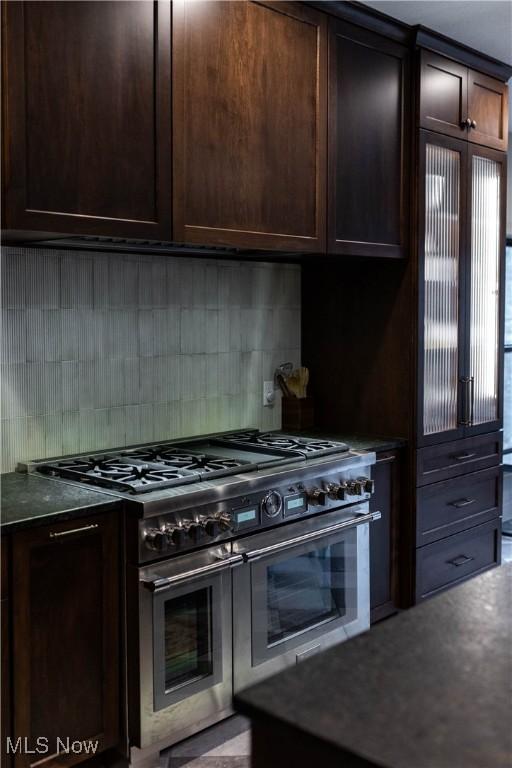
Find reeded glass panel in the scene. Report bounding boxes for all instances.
[504,245,512,346]
[504,352,512,451]
[423,144,461,435]
[266,542,346,646]
[469,156,501,425]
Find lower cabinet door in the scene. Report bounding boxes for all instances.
[415,518,501,602]
[12,511,120,768]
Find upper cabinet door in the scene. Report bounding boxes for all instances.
[467,70,509,151]
[419,51,468,139]
[327,21,409,258]
[2,1,171,238]
[172,1,327,252]
[418,132,467,445]
[465,145,506,436]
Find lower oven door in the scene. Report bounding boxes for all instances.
[136,547,242,748]
[232,504,372,692]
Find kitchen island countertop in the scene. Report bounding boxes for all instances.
[235,563,512,768]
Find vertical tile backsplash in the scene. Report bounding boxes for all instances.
[0,247,301,472]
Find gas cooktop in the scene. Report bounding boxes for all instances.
[32,431,349,495]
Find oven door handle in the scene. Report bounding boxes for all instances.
[242,510,380,562]
[141,554,244,592]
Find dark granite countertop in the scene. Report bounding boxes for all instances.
[235,564,512,768]
[1,472,120,533]
[287,430,406,453]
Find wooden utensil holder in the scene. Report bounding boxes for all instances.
[282,397,314,431]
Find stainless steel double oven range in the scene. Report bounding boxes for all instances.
[31,430,378,754]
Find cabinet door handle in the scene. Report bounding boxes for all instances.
[449,498,476,508]
[447,554,474,567]
[470,119,477,129]
[461,118,471,128]
[49,523,99,539]
[452,452,476,461]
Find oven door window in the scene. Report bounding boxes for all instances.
[267,542,345,645]
[152,576,225,711]
[164,588,213,689]
[250,527,359,665]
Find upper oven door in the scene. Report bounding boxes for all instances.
[136,547,241,749]
[232,504,373,692]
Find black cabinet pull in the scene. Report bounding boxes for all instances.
[452,452,476,461]
[449,498,476,508]
[447,554,475,567]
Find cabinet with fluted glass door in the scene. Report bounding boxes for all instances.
[417,130,506,446]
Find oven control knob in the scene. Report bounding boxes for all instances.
[327,482,347,501]
[348,480,364,496]
[171,526,188,548]
[203,519,220,538]
[360,477,375,494]
[308,488,327,506]
[144,528,170,552]
[188,523,207,543]
[261,490,283,519]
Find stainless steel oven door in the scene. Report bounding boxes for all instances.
[137,546,242,748]
[232,504,373,692]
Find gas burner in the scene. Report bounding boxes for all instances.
[220,431,349,457]
[38,455,199,494]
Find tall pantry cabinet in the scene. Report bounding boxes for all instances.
[412,36,508,602]
[302,30,510,606]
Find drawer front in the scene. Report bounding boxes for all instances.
[417,467,502,546]
[416,520,501,601]
[417,432,502,486]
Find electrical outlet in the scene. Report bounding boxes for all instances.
[263,380,275,407]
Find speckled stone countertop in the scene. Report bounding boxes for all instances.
[235,565,512,768]
[1,472,119,533]
[287,430,406,453]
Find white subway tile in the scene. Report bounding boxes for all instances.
[61,256,93,308]
[1,310,26,363]
[1,249,27,308]
[25,251,60,308]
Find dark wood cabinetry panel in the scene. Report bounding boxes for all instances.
[2,1,171,238]
[328,20,409,258]
[468,69,508,151]
[416,465,502,546]
[419,51,468,138]
[415,518,500,601]
[12,512,120,768]
[416,432,502,486]
[173,0,327,251]
[370,451,400,622]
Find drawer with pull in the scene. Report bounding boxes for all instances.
[415,519,501,602]
[416,432,502,487]
[416,466,502,546]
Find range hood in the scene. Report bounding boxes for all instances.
[24,235,300,260]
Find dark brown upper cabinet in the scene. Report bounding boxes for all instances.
[172,1,327,252]
[2,1,171,238]
[328,20,409,258]
[419,51,508,151]
[12,512,120,768]
[467,69,509,151]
